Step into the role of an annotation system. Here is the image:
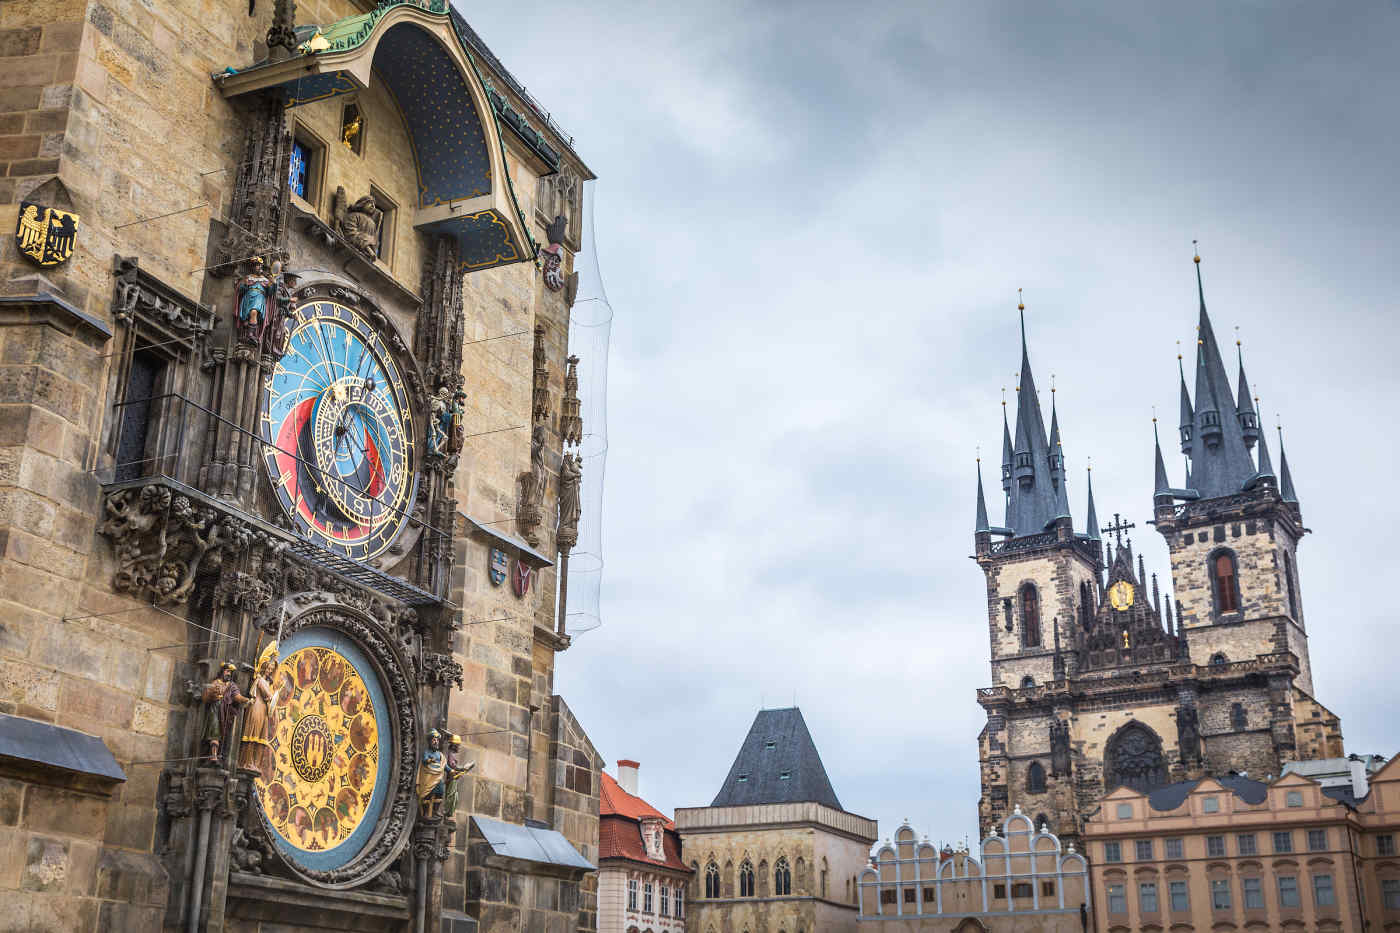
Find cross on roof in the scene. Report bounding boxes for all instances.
[1101,513,1135,547]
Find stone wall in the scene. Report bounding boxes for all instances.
[981,542,1098,688]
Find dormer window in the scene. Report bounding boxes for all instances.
[779,771,791,780]
[737,774,748,782]
[765,741,776,749]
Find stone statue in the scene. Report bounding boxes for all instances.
[557,452,582,549]
[518,423,548,545]
[202,661,251,765]
[332,186,382,257]
[1176,705,1202,764]
[416,729,446,817]
[427,386,452,457]
[1049,719,1071,777]
[236,257,274,346]
[237,643,281,782]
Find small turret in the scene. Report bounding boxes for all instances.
[1153,419,1172,503]
[1000,405,1013,495]
[1278,426,1299,505]
[1178,351,1194,455]
[1249,400,1276,486]
[975,460,991,534]
[1085,466,1100,541]
[1236,342,1260,449]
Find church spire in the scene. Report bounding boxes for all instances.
[1235,339,1260,450]
[1153,418,1171,499]
[1000,400,1013,496]
[1181,247,1257,498]
[1085,465,1100,541]
[975,460,991,534]
[1278,425,1299,504]
[1178,350,1194,456]
[1250,392,1276,485]
[1006,292,1059,536]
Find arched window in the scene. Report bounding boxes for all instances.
[1210,550,1240,614]
[1035,812,1051,833]
[1231,702,1247,731]
[705,862,720,899]
[1104,721,1168,793]
[1021,675,1036,689]
[1210,652,1228,667]
[739,860,755,898]
[1080,581,1094,629]
[774,857,791,895]
[1020,583,1041,647]
[1026,760,1046,793]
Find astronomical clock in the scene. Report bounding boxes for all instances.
[261,298,417,561]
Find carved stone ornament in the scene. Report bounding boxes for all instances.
[488,548,508,586]
[246,605,420,889]
[332,186,382,258]
[1049,719,1071,778]
[113,256,215,342]
[560,354,582,447]
[422,652,464,688]
[531,324,550,423]
[556,451,582,552]
[99,485,250,605]
[1176,704,1203,765]
[517,423,548,547]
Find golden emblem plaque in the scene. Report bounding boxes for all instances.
[1108,580,1135,611]
[15,200,78,266]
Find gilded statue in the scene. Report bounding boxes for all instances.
[237,642,281,781]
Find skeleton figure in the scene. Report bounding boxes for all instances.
[332,186,382,257]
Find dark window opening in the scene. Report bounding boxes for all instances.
[116,348,165,482]
[1284,551,1298,617]
[880,889,897,905]
[705,863,720,899]
[1026,761,1046,794]
[774,858,791,896]
[1010,882,1033,898]
[739,861,755,898]
[1231,702,1247,730]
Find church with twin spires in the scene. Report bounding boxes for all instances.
[971,254,1343,845]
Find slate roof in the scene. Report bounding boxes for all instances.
[1145,775,1268,812]
[710,708,842,811]
[0,714,125,784]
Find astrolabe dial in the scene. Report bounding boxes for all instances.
[261,300,416,560]
[1108,580,1135,611]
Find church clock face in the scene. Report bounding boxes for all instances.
[262,300,416,560]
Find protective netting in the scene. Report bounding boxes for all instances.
[560,181,610,635]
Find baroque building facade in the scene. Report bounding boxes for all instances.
[1083,758,1400,932]
[676,707,878,933]
[973,260,1343,846]
[596,761,692,933]
[0,1,603,931]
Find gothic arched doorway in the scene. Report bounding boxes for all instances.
[1103,721,1168,793]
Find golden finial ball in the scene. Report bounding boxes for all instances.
[1193,255,1201,264]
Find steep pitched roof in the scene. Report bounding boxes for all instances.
[599,772,690,872]
[1006,313,1061,536]
[710,707,842,811]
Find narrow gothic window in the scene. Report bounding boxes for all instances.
[1211,652,1228,667]
[1021,675,1036,689]
[739,860,755,897]
[1211,551,1240,613]
[1231,703,1247,730]
[1283,551,1298,617]
[1020,584,1041,647]
[705,862,720,899]
[1104,722,1168,794]
[774,857,791,895]
[116,348,166,482]
[1027,761,1046,793]
[288,140,308,198]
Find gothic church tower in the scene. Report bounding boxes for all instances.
[972,266,1343,847]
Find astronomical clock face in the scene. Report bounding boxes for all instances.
[1108,580,1135,611]
[256,627,392,869]
[262,300,416,559]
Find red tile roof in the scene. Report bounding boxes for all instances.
[598,772,692,874]
[601,771,672,825]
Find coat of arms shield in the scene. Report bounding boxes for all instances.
[15,200,79,266]
[488,548,508,586]
[511,559,533,598]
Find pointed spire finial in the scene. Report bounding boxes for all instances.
[1193,239,1200,264]
[1154,416,1172,497]
[1085,463,1100,541]
[975,459,991,534]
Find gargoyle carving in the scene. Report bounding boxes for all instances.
[99,485,247,605]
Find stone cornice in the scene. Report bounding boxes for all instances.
[674,802,877,845]
[0,291,112,344]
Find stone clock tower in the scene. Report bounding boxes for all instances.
[0,1,604,931]
[972,266,1343,846]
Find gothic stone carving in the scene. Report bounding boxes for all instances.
[218,95,291,274]
[1049,719,1071,777]
[560,354,582,447]
[1176,704,1203,766]
[1104,722,1168,794]
[556,451,582,552]
[518,423,548,547]
[422,652,464,688]
[113,255,215,343]
[332,186,382,258]
[99,485,249,605]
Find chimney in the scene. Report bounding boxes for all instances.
[617,759,640,796]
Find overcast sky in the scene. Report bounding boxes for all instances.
[461,1,1400,845]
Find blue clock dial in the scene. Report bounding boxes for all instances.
[261,300,416,560]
